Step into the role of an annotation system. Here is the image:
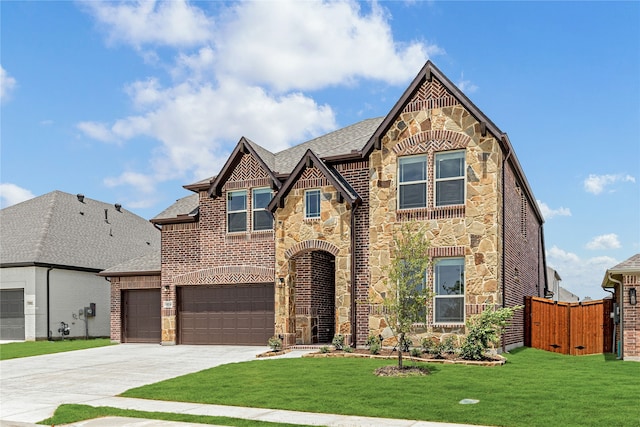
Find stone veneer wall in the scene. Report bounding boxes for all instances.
[274,166,352,346]
[109,274,161,342]
[160,152,276,344]
[367,76,503,343]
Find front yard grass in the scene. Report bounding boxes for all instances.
[0,338,113,360]
[122,347,640,427]
[39,404,304,427]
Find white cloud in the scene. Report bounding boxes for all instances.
[537,200,571,220]
[104,171,156,194]
[546,245,617,300]
[0,183,35,208]
[79,0,441,203]
[584,173,636,195]
[213,1,443,91]
[456,72,478,94]
[1,65,17,102]
[76,121,117,143]
[586,233,621,250]
[81,0,213,48]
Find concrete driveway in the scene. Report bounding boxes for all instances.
[0,344,275,423]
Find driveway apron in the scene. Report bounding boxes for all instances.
[0,344,268,423]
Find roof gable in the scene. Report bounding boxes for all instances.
[208,137,281,198]
[268,149,360,212]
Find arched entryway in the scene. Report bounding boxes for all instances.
[290,250,335,344]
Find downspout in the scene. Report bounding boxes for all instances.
[350,202,359,348]
[501,140,512,352]
[603,287,616,357]
[46,266,53,340]
[607,273,623,359]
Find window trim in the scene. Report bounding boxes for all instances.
[304,189,321,219]
[252,187,273,231]
[433,257,465,325]
[434,150,466,207]
[397,154,428,210]
[226,189,247,233]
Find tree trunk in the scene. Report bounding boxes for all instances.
[398,332,404,369]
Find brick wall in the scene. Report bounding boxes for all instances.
[109,275,161,342]
[623,274,639,359]
[502,160,545,348]
[335,160,370,346]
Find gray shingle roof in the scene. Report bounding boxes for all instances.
[609,254,640,273]
[272,117,384,173]
[0,191,160,271]
[152,194,199,222]
[99,250,160,275]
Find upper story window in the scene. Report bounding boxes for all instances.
[434,258,465,324]
[398,155,427,209]
[305,189,321,219]
[435,151,465,207]
[252,187,273,231]
[227,190,247,233]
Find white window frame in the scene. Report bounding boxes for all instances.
[304,189,321,219]
[398,154,428,210]
[227,189,247,233]
[434,150,466,207]
[252,187,273,231]
[433,257,465,325]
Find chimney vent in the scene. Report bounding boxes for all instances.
[104,209,109,223]
[77,194,85,203]
[115,203,122,212]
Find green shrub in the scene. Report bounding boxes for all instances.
[319,346,330,354]
[267,336,282,352]
[369,341,381,355]
[441,335,459,355]
[461,305,522,360]
[410,347,422,357]
[365,334,381,348]
[332,334,345,350]
[343,345,354,353]
[421,336,438,354]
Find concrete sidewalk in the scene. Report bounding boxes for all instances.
[0,344,486,427]
[1,396,487,427]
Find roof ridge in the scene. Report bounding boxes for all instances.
[34,191,58,262]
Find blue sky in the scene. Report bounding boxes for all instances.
[1,1,638,300]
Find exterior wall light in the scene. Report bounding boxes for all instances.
[630,287,637,306]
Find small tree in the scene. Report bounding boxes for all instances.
[382,223,432,369]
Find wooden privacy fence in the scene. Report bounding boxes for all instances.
[524,297,613,355]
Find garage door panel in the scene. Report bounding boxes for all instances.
[179,284,274,345]
[0,289,25,340]
[123,290,161,343]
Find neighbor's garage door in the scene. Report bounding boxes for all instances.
[123,289,161,343]
[179,284,274,345]
[0,289,25,340]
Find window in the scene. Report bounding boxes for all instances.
[252,188,273,231]
[227,190,247,232]
[435,151,465,206]
[305,189,320,219]
[398,155,427,209]
[434,258,465,323]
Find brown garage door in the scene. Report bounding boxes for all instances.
[179,284,274,345]
[1,289,25,340]
[123,289,161,343]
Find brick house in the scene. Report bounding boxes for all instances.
[104,61,547,349]
[601,254,640,361]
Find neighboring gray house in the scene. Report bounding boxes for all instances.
[546,267,579,302]
[0,191,160,340]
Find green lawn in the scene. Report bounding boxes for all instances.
[121,348,640,427]
[0,338,113,360]
[39,404,304,427]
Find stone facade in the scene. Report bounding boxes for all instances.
[107,61,546,349]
